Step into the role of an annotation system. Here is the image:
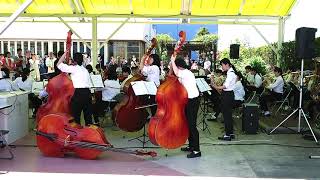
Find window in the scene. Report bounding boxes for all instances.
[80,42,84,53]
[44,42,48,56]
[53,42,57,55]
[37,42,41,56]
[4,41,8,53]
[59,42,64,51]
[23,41,28,52]
[86,42,91,55]
[113,41,127,60]
[30,41,35,53]
[127,41,140,60]
[73,42,78,54]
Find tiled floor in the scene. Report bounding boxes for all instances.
[1,116,320,178]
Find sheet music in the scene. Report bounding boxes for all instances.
[144,81,157,95]
[131,81,157,96]
[89,75,104,88]
[32,82,44,93]
[196,78,212,92]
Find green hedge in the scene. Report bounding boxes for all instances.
[219,37,320,74]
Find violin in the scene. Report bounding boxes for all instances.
[148,31,189,149]
[112,39,157,132]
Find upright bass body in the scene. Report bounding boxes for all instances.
[36,73,74,124]
[148,75,189,149]
[112,74,148,132]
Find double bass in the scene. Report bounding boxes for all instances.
[148,31,189,149]
[36,31,156,159]
[112,38,157,132]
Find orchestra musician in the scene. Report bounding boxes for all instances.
[211,58,237,141]
[259,67,284,117]
[171,55,201,158]
[208,69,224,121]
[139,53,161,116]
[57,52,93,126]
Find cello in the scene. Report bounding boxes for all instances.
[36,31,156,159]
[112,38,157,132]
[148,31,189,149]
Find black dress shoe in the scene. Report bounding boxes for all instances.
[218,135,232,141]
[187,151,201,158]
[181,146,193,152]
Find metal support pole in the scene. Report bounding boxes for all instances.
[0,0,34,36]
[252,24,278,55]
[92,17,98,69]
[58,17,91,49]
[277,17,285,67]
[99,18,129,50]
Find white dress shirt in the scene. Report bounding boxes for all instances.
[246,73,255,85]
[142,65,160,87]
[57,63,91,88]
[268,76,284,94]
[14,77,33,91]
[102,80,121,101]
[233,81,245,101]
[254,74,263,88]
[0,78,19,91]
[177,69,199,99]
[29,59,40,81]
[223,68,237,91]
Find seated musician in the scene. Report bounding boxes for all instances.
[259,67,284,116]
[171,55,201,158]
[247,67,263,94]
[208,69,224,121]
[57,52,94,126]
[307,84,320,122]
[0,67,19,91]
[93,69,120,123]
[14,68,42,117]
[119,66,132,91]
[233,72,246,108]
[245,66,255,85]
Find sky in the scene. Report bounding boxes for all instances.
[218,0,320,50]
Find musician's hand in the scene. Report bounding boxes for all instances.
[170,54,176,62]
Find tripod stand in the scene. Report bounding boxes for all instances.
[269,59,318,143]
[128,124,149,148]
[197,92,212,135]
[127,103,157,148]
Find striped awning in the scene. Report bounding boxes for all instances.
[0,0,296,18]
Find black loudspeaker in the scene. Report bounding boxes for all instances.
[230,44,240,59]
[242,103,259,134]
[295,27,317,59]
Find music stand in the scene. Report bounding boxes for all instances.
[196,78,212,134]
[127,81,158,148]
[269,59,318,143]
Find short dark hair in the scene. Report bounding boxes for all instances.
[86,64,93,73]
[73,53,83,65]
[1,68,10,78]
[17,48,22,52]
[274,66,282,75]
[220,58,231,66]
[149,54,160,67]
[215,69,223,74]
[107,68,118,80]
[57,51,64,58]
[175,56,187,69]
[122,66,131,74]
[245,65,252,70]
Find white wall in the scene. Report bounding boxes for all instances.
[218,0,320,51]
[0,22,151,41]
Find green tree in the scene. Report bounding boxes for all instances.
[195,27,210,37]
[155,33,176,63]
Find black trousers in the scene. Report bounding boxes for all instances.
[221,91,234,135]
[185,97,200,151]
[71,88,93,126]
[259,91,282,111]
